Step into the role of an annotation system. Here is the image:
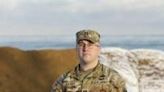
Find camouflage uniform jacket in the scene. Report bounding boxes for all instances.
[51,62,127,92]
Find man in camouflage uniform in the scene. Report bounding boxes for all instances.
[51,29,127,92]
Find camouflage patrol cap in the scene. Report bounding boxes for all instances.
[76,29,100,43]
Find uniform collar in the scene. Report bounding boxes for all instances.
[71,62,102,80]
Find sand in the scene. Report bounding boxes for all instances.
[0,47,78,92]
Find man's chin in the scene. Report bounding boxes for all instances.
[82,58,92,63]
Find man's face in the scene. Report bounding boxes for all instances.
[76,40,100,64]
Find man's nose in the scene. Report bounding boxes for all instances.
[83,44,89,50]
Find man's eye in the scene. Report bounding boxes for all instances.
[78,43,84,46]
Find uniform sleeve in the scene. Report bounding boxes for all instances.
[51,74,66,92]
[51,81,62,92]
[110,71,127,92]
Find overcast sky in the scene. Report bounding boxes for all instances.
[0,0,164,36]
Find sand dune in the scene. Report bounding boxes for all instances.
[0,47,78,92]
[0,47,164,92]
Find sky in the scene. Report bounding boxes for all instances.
[0,0,164,36]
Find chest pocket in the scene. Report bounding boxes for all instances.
[63,78,81,92]
[89,75,115,92]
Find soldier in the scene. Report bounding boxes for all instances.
[51,29,127,92]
